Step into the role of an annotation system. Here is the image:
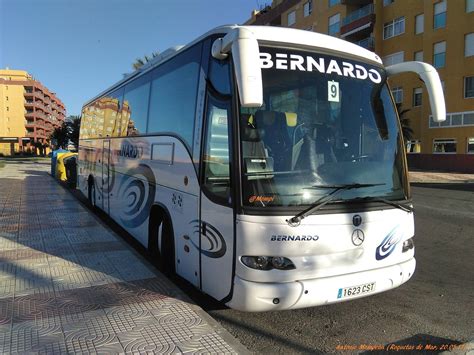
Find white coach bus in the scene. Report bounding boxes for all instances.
[78,25,445,312]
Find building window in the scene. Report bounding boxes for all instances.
[407,140,421,153]
[415,14,424,34]
[329,0,340,7]
[288,10,296,26]
[429,110,474,128]
[383,17,405,39]
[413,88,422,107]
[433,41,446,68]
[414,50,423,61]
[467,138,474,153]
[433,139,456,154]
[384,0,394,6]
[465,33,474,57]
[434,1,447,29]
[304,1,313,17]
[328,13,340,36]
[382,51,404,66]
[391,87,403,104]
[468,0,474,13]
[465,76,474,98]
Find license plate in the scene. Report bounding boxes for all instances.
[337,282,376,299]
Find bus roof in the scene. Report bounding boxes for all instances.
[83,25,382,108]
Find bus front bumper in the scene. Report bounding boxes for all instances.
[227,257,416,312]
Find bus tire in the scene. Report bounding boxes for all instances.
[149,208,175,275]
[88,177,96,208]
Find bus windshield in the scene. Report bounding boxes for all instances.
[240,47,408,208]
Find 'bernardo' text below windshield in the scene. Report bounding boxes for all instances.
[239,47,408,209]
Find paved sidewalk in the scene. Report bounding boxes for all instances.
[409,170,474,183]
[0,160,247,354]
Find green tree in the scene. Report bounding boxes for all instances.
[396,103,413,143]
[49,115,81,149]
[50,124,68,149]
[68,115,81,147]
[132,52,159,70]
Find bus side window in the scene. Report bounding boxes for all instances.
[123,73,151,136]
[202,96,231,205]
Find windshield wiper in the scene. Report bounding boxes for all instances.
[286,183,385,226]
[349,196,414,213]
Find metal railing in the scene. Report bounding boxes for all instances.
[342,3,374,26]
[355,36,375,49]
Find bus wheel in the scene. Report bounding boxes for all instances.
[149,209,175,275]
[88,179,96,207]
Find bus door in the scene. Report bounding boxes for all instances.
[101,139,111,214]
[199,93,235,301]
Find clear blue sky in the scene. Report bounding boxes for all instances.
[1,0,263,116]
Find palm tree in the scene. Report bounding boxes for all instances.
[396,103,413,143]
[132,52,159,70]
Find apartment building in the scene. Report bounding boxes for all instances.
[0,69,66,156]
[246,0,474,172]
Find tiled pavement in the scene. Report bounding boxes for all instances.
[0,159,247,354]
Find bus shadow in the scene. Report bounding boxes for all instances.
[73,189,229,312]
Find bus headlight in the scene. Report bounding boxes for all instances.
[241,256,296,270]
[402,238,414,252]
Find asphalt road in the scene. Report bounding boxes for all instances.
[186,183,474,353]
[74,180,473,353]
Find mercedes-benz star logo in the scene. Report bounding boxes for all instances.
[351,229,365,246]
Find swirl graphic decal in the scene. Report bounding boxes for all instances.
[118,164,156,228]
[190,220,227,258]
[92,148,116,195]
[376,227,401,260]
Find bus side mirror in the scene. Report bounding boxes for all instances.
[212,28,263,108]
[386,61,446,123]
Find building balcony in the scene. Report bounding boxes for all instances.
[341,0,372,5]
[355,36,375,51]
[27,130,47,139]
[24,91,44,101]
[25,111,46,120]
[250,0,300,26]
[341,3,375,38]
[25,101,46,110]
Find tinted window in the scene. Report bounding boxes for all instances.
[123,73,151,136]
[203,96,232,204]
[108,88,125,137]
[209,57,231,95]
[79,88,124,139]
[148,45,202,148]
